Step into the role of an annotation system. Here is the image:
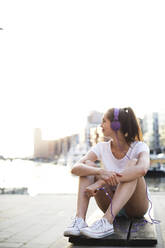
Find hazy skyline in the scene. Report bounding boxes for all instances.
[0,0,165,156]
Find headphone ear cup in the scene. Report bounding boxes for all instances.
[111,121,121,131]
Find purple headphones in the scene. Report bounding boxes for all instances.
[110,108,121,131]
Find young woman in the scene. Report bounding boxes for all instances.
[64,107,150,239]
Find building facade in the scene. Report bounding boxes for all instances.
[142,110,165,153]
[33,128,79,160]
[34,109,165,159]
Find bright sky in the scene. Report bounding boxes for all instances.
[0,0,165,156]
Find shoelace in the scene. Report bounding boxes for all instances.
[91,218,109,232]
[69,217,82,228]
[91,219,103,230]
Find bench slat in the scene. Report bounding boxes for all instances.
[128,218,157,246]
[68,206,158,246]
[69,216,131,246]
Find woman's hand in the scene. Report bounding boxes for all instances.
[85,179,105,197]
[99,169,122,186]
[85,185,98,197]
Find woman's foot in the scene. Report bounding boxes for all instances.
[64,216,88,237]
[80,217,114,239]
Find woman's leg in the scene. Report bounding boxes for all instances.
[94,159,149,224]
[76,176,95,220]
[94,184,114,213]
[103,177,148,224]
[124,176,149,217]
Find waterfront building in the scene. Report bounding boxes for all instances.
[33,109,165,160]
[33,128,79,160]
[86,110,103,148]
[142,109,165,154]
[158,109,165,152]
[33,111,103,160]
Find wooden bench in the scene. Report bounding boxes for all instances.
[68,208,158,246]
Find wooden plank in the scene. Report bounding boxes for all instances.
[68,205,158,247]
[128,202,158,246]
[128,217,157,246]
[69,216,131,246]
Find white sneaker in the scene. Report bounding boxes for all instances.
[80,217,114,239]
[64,216,88,237]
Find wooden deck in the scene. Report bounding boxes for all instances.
[68,211,157,247]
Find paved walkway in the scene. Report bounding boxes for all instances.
[0,162,165,247]
[0,192,165,248]
[0,193,97,248]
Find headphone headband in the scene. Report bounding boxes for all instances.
[111,108,120,131]
[114,108,119,121]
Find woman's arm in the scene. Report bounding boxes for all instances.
[71,151,122,185]
[118,151,150,183]
[71,151,102,176]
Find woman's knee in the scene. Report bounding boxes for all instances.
[79,175,95,186]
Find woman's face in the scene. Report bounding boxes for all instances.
[101,115,112,137]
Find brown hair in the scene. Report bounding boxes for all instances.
[105,107,143,144]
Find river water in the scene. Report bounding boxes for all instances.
[145,175,165,192]
[0,159,165,195]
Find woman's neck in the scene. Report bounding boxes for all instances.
[111,134,129,151]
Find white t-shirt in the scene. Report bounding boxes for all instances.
[90,140,150,173]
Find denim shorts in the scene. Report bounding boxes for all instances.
[117,208,129,218]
